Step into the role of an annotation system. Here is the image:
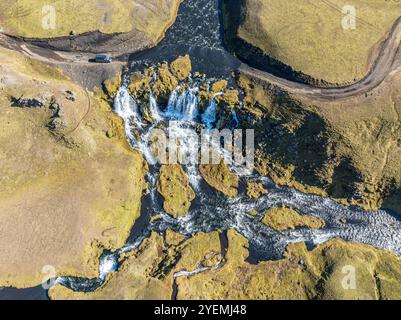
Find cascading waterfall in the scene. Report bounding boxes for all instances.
[165,87,199,121]
[113,87,138,141]
[202,92,222,129]
[231,109,239,128]
[99,253,119,281]
[52,69,401,294]
[149,92,163,123]
[110,78,401,261]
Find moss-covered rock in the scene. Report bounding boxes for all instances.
[246,182,268,199]
[170,55,192,81]
[152,63,178,102]
[103,73,122,100]
[199,160,239,197]
[262,207,325,231]
[157,165,195,217]
[128,68,155,99]
[216,89,240,106]
[211,80,228,94]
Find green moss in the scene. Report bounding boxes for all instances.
[246,182,268,199]
[199,160,239,197]
[262,207,325,231]
[103,73,122,100]
[170,55,192,81]
[157,165,195,217]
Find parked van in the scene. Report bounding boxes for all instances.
[94,55,112,63]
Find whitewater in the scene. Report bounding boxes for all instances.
[51,72,401,293]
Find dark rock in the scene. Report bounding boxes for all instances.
[10,97,43,108]
[65,90,76,101]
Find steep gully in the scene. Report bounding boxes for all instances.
[2,0,401,299]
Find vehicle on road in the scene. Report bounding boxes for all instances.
[94,55,112,63]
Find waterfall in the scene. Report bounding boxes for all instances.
[114,87,137,121]
[165,87,199,121]
[202,92,222,129]
[113,87,141,140]
[52,71,401,295]
[149,92,163,123]
[232,109,239,128]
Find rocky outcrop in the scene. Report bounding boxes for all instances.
[262,207,325,231]
[199,161,239,197]
[10,96,43,108]
[246,182,268,199]
[170,55,192,81]
[237,72,401,213]
[157,165,195,217]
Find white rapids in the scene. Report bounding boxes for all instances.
[54,71,401,293]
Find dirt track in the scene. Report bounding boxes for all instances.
[239,16,401,101]
[1,14,401,98]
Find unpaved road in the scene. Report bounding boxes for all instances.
[239,16,401,101]
[0,32,125,89]
[1,14,401,99]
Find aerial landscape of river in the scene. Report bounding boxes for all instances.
[1,0,401,300]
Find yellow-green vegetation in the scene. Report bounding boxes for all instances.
[165,229,186,246]
[211,80,228,93]
[216,89,240,106]
[0,0,181,40]
[199,160,239,197]
[49,233,173,300]
[174,232,222,272]
[262,207,325,231]
[152,62,179,98]
[102,72,122,100]
[246,182,268,199]
[128,56,193,105]
[157,165,195,217]
[238,72,401,212]
[303,72,401,213]
[128,66,155,98]
[235,0,401,84]
[48,228,401,300]
[170,55,192,81]
[0,47,147,288]
[49,231,222,300]
[176,230,401,300]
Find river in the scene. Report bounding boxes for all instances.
[1,0,401,300]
